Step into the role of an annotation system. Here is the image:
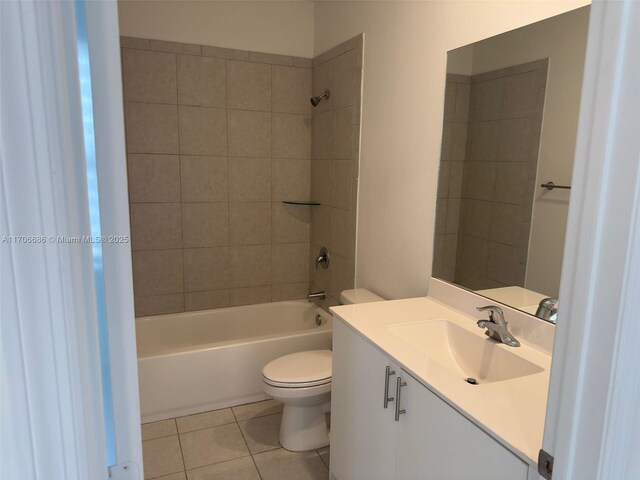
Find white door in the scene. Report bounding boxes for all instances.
[541,1,640,479]
[331,320,399,480]
[396,371,528,480]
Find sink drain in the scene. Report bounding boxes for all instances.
[465,377,478,385]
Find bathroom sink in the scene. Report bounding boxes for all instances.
[387,320,543,384]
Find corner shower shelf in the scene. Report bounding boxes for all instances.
[282,200,321,206]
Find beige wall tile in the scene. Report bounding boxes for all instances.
[177,55,226,108]
[178,106,227,156]
[448,161,464,199]
[310,205,330,247]
[454,82,470,122]
[130,203,182,251]
[182,203,229,248]
[230,286,272,306]
[120,36,148,50]
[452,123,468,162]
[311,159,331,205]
[149,39,201,55]
[311,60,333,113]
[127,154,180,202]
[468,120,500,162]
[437,161,450,199]
[272,159,310,201]
[272,66,311,115]
[125,102,178,154]
[248,51,293,66]
[227,61,271,112]
[330,207,355,257]
[311,110,332,160]
[331,50,356,108]
[494,162,529,204]
[293,57,313,68]
[272,114,311,159]
[122,49,176,104]
[491,203,525,246]
[185,289,230,311]
[272,243,309,284]
[499,118,532,162]
[132,249,183,296]
[180,156,228,202]
[330,160,352,210]
[202,45,249,61]
[440,122,453,161]
[488,242,525,286]
[230,245,272,287]
[461,161,496,201]
[271,282,309,301]
[272,202,310,244]
[472,79,504,121]
[443,83,456,122]
[502,71,538,119]
[331,106,354,159]
[229,202,271,245]
[228,157,271,202]
[228,110,271,157]
[456,235,489,281]
[460,199,492,239]
[134,294,184,317]
[445,198,461,235]
[183,247,230,292]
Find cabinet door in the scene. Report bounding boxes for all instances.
[396,370,528,480]
[331,320,399,480]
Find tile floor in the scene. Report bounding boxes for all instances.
[141,399,330,480]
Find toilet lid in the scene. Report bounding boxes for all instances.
[262,350,332,387]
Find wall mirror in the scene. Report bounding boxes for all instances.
[432,6,590,323]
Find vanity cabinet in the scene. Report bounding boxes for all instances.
[331,319,529,480]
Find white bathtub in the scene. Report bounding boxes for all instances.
[136,300,333,423]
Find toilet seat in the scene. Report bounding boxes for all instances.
[262,350,332,389]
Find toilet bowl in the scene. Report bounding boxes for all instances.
[261,288,385,451]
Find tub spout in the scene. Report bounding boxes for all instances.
[308,291,326,302]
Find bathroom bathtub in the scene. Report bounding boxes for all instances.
[136,300,333,423]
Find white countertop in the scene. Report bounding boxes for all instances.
[331,296,552,466]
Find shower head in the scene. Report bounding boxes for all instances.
[310,90,330,107]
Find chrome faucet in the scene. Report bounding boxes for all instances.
[476,305,520,347]
[315,247,330,269]
[535,297,559,322]
[308,291,326,302]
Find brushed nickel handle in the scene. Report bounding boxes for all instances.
[383,366,396,408]
[395,376,407,421]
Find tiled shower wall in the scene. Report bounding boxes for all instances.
[432,74,470,282]
[434,59,548,291]
[121,37,315,316]
[309,36,363,308]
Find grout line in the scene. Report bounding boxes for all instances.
[230,407,265,480]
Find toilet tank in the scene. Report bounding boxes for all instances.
[339,288,385,305]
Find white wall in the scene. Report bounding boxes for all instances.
[118,1,314,57]
[314,0,590,300]
[469,7,590,297]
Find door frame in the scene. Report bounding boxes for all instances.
[542,0,640,478]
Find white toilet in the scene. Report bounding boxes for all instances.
[262,288,385,451]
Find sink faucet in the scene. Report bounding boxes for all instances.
[535,297,559,322]
[476,305,520,347]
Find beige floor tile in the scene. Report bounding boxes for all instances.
[176,409,236,433]
[238,413,282,454]
[317,447,330,469]
[142,435,184,479]
[232,399,283,422]
[142,419,177,441]
[186,456,260,480]
[179,423,249,470]
[253,448,329,480]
